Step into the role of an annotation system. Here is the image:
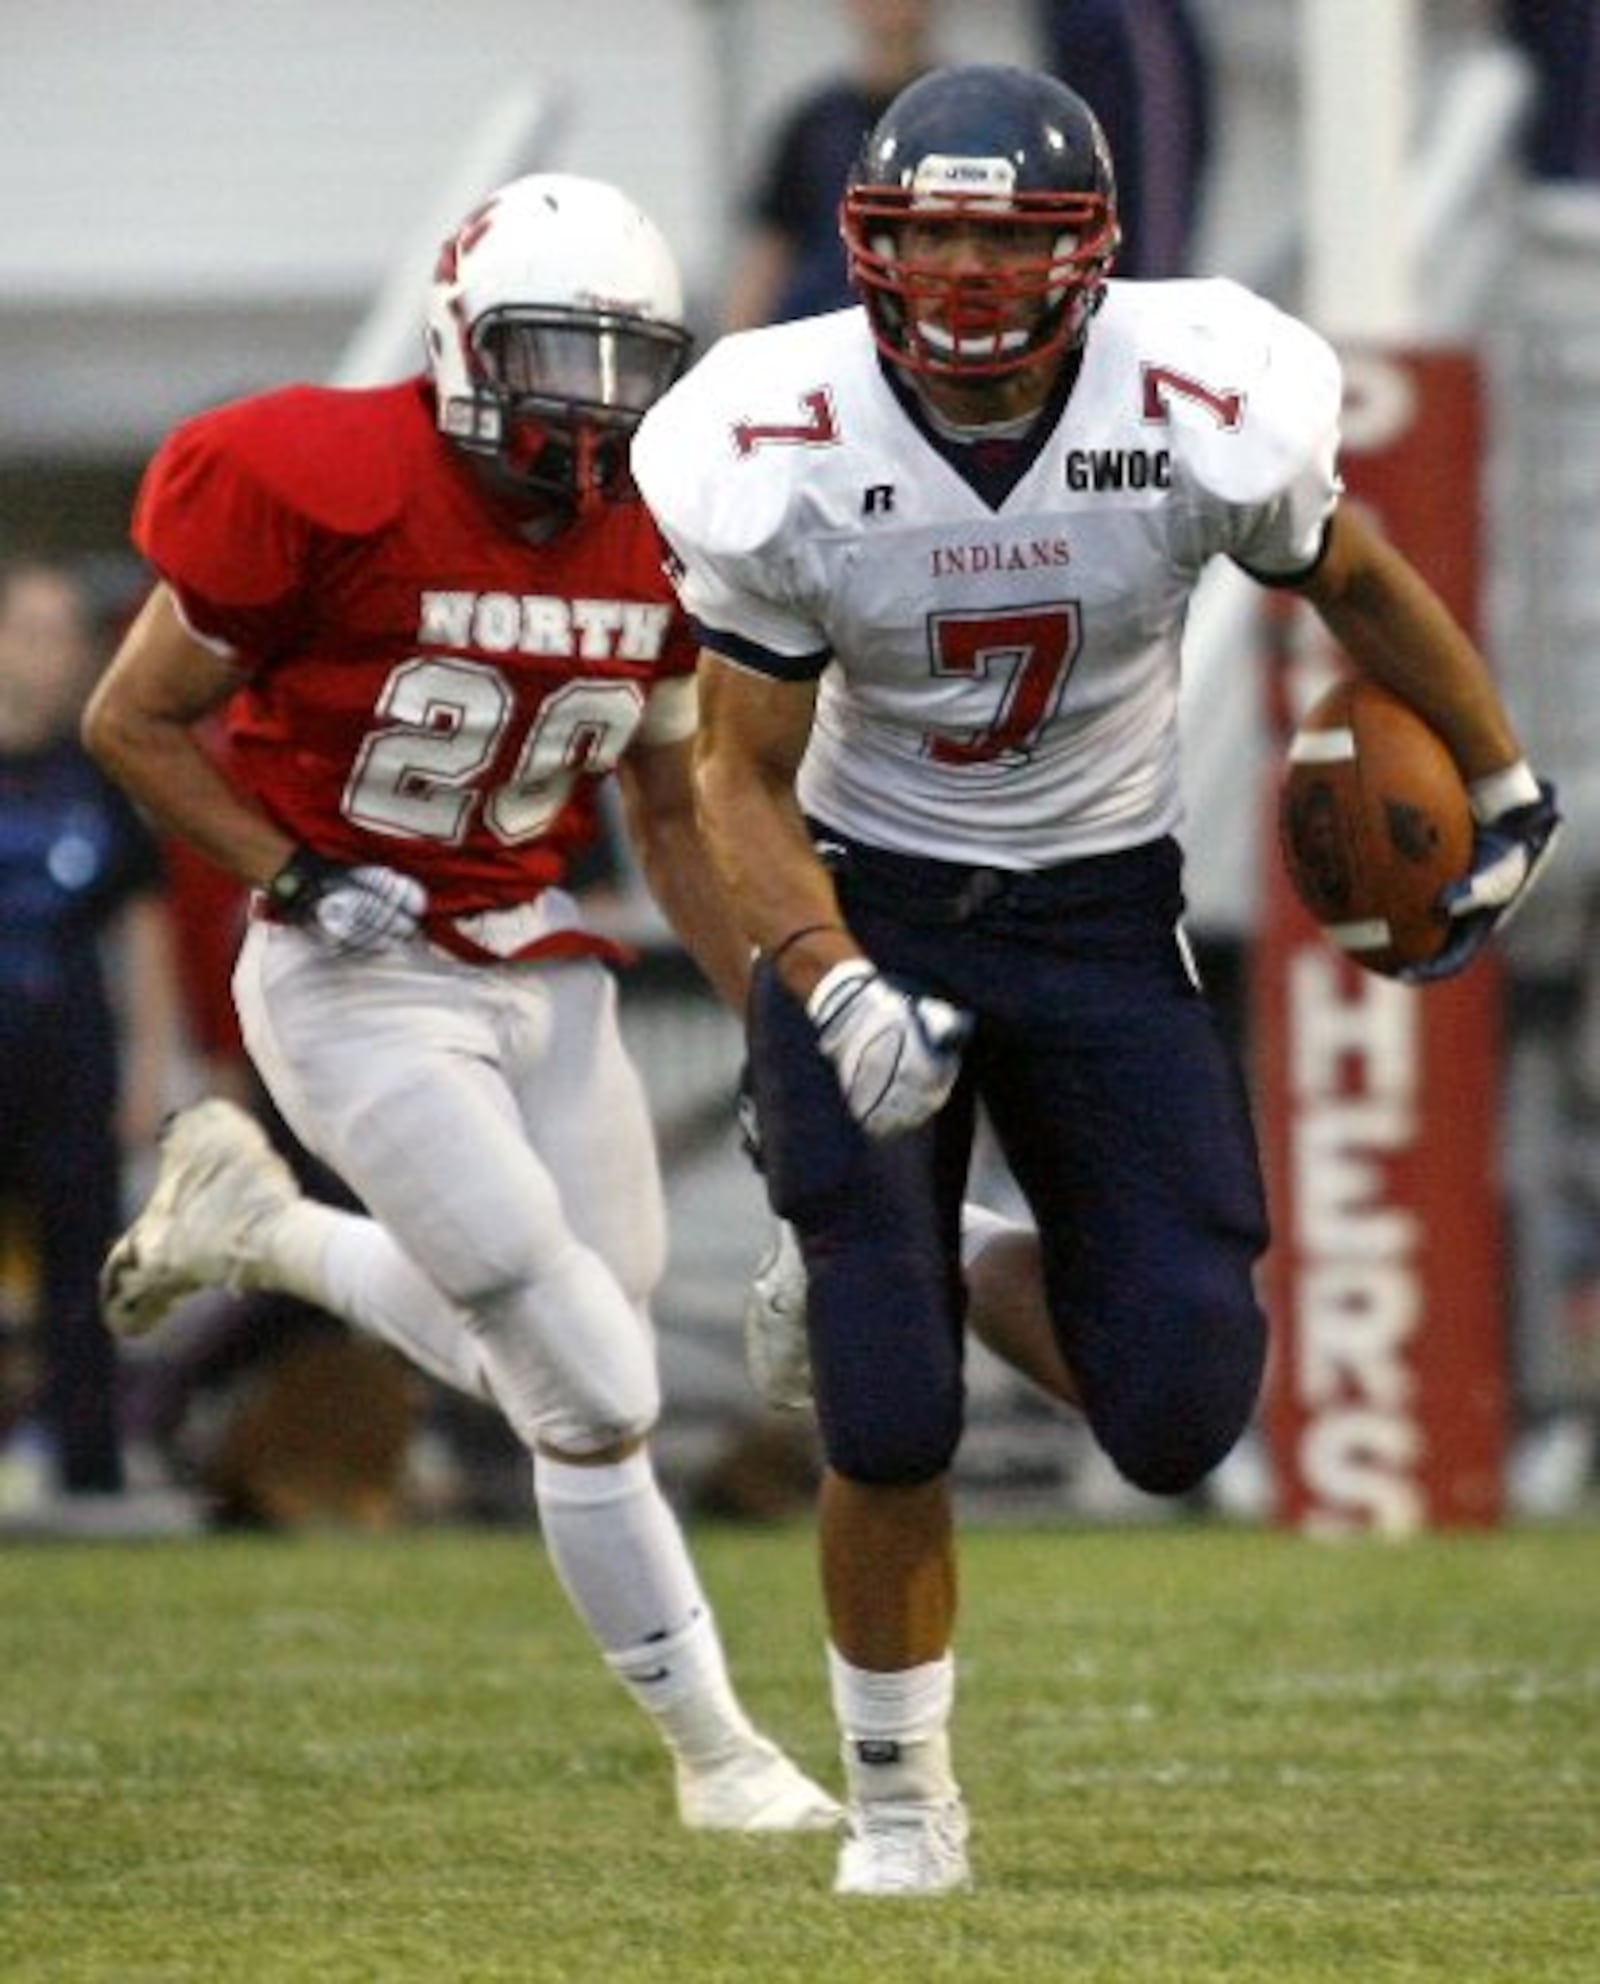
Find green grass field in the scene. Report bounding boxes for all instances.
[2,1518,1596,1982]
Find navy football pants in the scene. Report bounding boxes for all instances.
[748,834,1269,1495]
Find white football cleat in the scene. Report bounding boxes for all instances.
[835,1798,973,1896]
[743,1220,813,1412]
[101,1099,300,1338]
[676,1735,842,1833]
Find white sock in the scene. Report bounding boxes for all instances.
[534,1448,756,1764]
[828,1645,959,1805]
[257,1201,492,1403]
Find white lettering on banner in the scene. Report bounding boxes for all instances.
[1296,1104,1419,1259]
[1288,946,1427,1534]
[1301,1410,1425,1536]
[1338,352,1417,453]
[1292,950,1417,1098]
[1298,1263,1419,1410]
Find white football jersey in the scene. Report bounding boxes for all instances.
[633,279,1343,867]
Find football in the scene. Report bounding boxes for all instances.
[1278,676,1474,977]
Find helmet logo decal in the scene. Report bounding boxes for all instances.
[910,155,1017,203]
[433,199,498,283]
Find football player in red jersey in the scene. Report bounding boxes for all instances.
[82,173,838,1835]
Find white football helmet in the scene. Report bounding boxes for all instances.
[425,173,691,515]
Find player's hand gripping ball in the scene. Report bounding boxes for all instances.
[1278,677,1473,978]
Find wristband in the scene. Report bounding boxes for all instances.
[1467,759,1539,824]
[765,922,846,967]
[265,844,342,918]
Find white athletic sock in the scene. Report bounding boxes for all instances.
[534,1447,756,1764]
[258,1201,492,1403]
[828,1645,959,1805]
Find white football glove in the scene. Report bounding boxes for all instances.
[1400,763,1561,984]
[267,846,428,954]
[744,1220,813,1411]
[806,959,971,1140]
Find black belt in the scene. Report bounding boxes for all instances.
[810,823,1184,930]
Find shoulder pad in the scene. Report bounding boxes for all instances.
[172,380,420,537]
[1112,279,1342,509]
[634,316,859,564]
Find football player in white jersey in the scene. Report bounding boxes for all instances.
[632,65,1560,1894]
[83,175,839,1837]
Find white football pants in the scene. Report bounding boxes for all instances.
[234,920,663,1454]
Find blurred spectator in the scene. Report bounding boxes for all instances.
[1035,0,1213,276]
[1503,0,1600,180]
[721,0,941,330]
[0,556,181,1502]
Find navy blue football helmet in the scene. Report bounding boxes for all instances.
[841,65,1120,381]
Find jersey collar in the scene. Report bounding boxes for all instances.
[882,347,1084,510]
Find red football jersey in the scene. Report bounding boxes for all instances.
[134,378,696,954]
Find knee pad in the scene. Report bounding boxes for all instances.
[471,1258,660,1458]
[822,1395,964,1487]
[1085,1280,1266,1497]
[807,1227,966,1488]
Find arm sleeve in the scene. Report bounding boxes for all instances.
[664,534,830,668]
[1170,287,1344,580]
